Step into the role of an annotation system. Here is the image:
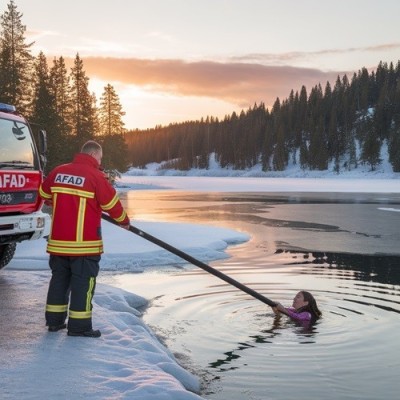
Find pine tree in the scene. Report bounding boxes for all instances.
[299,139,309,169]
[69,54,95,147]
[100,134,129,175]
[374,79,391,140]
[0,0,33,112]
[272,123,288,171]
[98,83,125,135]
[91,92,100,136]
[49,56,72,134]
[388,79,400,171]
[96,84,128,174]
[358,67,371,111]
[307,84,326,169]
[297,86,309,168]
[389,125,400,172]
[30,52,67,171]
[360,120,381,171]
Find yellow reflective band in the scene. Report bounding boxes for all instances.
[46,304,68,313]
[69,310,92,319]
[76,197,86,242]
[52,187,95,199]
[48,239,103,247]
[52,192,58,212]
[47,245,103,255]
[39,185,52,199]
[86,277,95,311]
[101,194,119,210]
[114,210,127,223]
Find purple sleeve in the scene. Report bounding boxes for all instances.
[284,307,311,322]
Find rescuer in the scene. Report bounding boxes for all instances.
[39,140,130,337]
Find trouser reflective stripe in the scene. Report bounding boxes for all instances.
[46,304,68,313]
[69,310,92,319]
[86,277,95,311]
[69,277,95,324]
[46,304,68,326]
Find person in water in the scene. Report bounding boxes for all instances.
[272,290,322,324]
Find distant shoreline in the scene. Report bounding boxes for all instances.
[117,175,400,193]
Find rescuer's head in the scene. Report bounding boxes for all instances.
[81,140,103,165]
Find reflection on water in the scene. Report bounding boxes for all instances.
[111,190,400,400]
[286,250,400,285]
[209,314,319,372]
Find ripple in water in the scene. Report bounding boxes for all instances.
[113,191,400,399]
[115,249,399,400]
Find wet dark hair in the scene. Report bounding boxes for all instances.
[297,291,322,323]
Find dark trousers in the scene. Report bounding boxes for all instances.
[46,255,100,332]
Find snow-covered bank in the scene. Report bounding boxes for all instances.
[1,273,202,400]
[1,219,249,400]
[120,154,400,193]
[125,147,400,180]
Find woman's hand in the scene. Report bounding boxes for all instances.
[271,306,279,315]
[273,303,287,313]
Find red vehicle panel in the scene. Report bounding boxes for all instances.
[0,170,43,214]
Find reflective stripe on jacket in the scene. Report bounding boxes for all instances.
[39,153,129,256]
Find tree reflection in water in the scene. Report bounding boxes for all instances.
[278,249,400,285]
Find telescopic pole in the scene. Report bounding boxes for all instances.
[102,213,277,307]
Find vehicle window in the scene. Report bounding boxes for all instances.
[0,118,35,165]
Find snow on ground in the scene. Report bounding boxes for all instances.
[1,216,249,399]
[2,163,400,399]
[1,272,203,400]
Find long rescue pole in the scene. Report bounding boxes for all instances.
[102,213,277,307]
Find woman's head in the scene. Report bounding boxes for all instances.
[293,290,322,321]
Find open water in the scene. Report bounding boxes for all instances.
[102,190,400,400]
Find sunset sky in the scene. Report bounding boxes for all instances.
[12,0,400,129]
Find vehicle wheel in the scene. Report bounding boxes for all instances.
[0,243,17,270]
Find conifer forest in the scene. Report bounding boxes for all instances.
[125,61,400,173]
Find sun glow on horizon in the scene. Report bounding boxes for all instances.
[90,78,242,130]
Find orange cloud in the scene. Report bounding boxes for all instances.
[64,57,345,108]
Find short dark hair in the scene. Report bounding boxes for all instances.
[81,140,102,154]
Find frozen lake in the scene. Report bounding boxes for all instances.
[102,190,400,400]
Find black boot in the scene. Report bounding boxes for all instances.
[67,329,101,338]
[48,323,67,332]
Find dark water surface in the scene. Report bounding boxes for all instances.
[105,191,400,400]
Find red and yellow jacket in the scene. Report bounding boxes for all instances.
[39,153,129,256]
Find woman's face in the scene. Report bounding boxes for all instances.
[292,291,309,310]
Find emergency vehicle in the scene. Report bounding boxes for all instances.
[0,103,49,269]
